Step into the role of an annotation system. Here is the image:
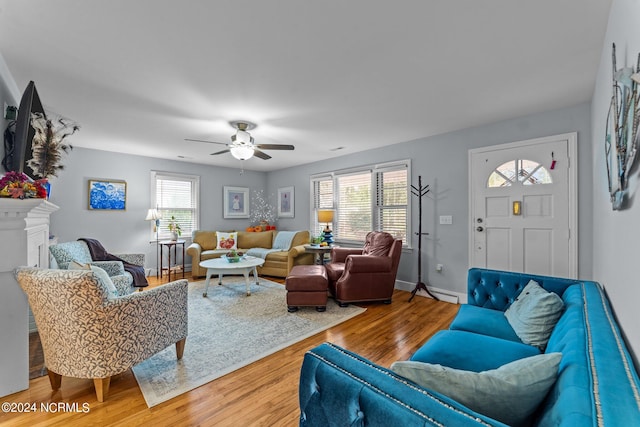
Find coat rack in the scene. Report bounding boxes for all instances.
[409,175,439,302]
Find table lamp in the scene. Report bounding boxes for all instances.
[317,209,334,244]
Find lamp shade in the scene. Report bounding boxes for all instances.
[317,209,334,223]
[145,208,161,221]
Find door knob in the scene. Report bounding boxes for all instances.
[476,226,484,232]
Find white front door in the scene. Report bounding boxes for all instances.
[469,133,577,278]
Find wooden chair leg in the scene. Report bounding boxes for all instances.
[47,370,62,391]
[176,338,186,360]
[93,377,111,402]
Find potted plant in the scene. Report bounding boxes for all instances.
[168,215,181,240]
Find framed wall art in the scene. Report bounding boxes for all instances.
[223,186,250,218]
[277,186,294,218]
[88,179,127,210]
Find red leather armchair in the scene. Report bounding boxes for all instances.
[325,231,402,306]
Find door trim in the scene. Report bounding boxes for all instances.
[468,132,578,278]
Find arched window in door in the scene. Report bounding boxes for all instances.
[487,159,552,188]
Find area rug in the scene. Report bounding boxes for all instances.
[132,278,366,407]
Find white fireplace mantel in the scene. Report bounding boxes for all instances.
[0,198,58,397]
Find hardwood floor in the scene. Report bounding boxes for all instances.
[3,274,458,427]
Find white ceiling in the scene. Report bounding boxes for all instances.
[0,1,612,172]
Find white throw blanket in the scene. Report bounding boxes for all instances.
[246,231,298,259]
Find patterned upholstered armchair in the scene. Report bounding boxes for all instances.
[15,267,188,402]
[49,240,145,295]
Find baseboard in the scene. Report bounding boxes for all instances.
[394,280,464,304]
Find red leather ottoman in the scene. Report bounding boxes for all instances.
[285,265,328,312]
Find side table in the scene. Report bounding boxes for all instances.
[160,240,185,281]
[304,245,334,265]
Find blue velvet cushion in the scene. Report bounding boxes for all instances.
[391,353,562,427]
[449,304,522,342]
[504,280,565,350]
[410,330,540,372]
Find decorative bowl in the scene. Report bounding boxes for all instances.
[223,255,241,263]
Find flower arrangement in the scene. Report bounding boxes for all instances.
[0,171,48,199]
[27,112,79,179]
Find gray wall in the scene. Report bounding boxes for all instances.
[47,147,267,269]
[590,0,640,365]
[268,103,593,295]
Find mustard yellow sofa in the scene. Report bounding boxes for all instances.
[187,230,313,278]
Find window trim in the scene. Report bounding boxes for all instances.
[310,159,411,247]
[150,171,200,241]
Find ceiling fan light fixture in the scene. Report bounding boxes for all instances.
[230,145,255,160]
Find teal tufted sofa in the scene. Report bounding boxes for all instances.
[49,240,145,296]
[299,268,640,426]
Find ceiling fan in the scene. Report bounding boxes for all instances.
[185,120,294,160]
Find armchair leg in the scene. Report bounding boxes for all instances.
[93,377,111,402]
[48,370,62,391]
[176,338,186,360]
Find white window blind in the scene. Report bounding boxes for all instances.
[311,176,334,235]
[376,168,408,242]
[151,171,199,240]
[310,160,410,245]
[337,172,372,242]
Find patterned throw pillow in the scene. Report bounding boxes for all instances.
[216,231,238,250]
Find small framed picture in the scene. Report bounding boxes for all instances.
[277,186,294,218]
[223,186,250,218]
[88,179,126,210]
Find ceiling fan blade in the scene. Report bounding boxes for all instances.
[255,144,295,150]
[185,138,227,146]
[253,149,272,160]
[210,149,231,156]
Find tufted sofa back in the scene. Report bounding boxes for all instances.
[466,268,581,310]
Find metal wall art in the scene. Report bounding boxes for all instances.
[605,43,640,210]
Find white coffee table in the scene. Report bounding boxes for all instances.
[200,256,265,297]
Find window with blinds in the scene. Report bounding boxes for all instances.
[376,169,408,242]
[310,160,410,245]
[337,172,372,242]
[151,171,200,240]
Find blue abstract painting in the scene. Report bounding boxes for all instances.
[88,180,126,210]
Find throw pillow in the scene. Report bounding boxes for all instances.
[216,231,238,250]
[89,265,119,299]
[391,352,562,426]
[68,260,91,270]
[504,280,565,349]
[68,261,118,299]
